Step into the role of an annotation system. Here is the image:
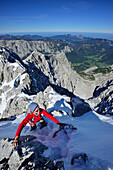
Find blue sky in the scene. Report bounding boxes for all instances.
[0,0,113,33]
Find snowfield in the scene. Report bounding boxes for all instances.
[0,92,113,169]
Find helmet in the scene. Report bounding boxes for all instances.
[27,102,39,112]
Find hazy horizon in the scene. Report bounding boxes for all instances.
[0,31,113,41]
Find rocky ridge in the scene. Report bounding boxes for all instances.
[0,40,72,59]
[0,45,91,119]
[0,136,64,170]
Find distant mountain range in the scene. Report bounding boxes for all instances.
[48,34,90,41]
[0,34,113,73]
[0,34,90,41]
[0,34,44,41]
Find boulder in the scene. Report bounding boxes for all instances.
[71,152,113,169]
[71,97,91,117]
[71,153,88,166]
[88,79,113,115]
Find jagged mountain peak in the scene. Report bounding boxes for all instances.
[65,34,84,39]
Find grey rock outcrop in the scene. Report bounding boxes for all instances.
[0,136,65,170]
[28,51,78,94]
[0,40,72,59]
[0,55,31,118]
[88,79,113,115]
[71,96,91,117]
[72,101,91,117]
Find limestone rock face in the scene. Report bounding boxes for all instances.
[0,40,95,98]
[0,57,30,118]
[88,79,113,115]
[0,45,91,119]
[0,40,72,59]
[29,51,78,94]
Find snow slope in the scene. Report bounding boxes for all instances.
[0,90,113,169]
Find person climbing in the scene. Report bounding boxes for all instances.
[12,102,64,147]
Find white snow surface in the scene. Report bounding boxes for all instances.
[0,89,113,169]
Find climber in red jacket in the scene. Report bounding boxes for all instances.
[12,102,64,147]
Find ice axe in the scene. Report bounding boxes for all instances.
[53,123,77,138]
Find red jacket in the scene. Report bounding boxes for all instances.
[15,109,59,137]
